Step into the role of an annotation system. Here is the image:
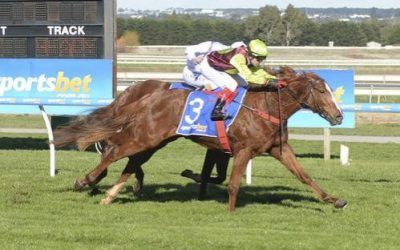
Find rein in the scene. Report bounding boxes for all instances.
[233,100,281,125]
[277,87,283,155]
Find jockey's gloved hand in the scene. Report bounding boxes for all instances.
[269,79,288,89]
[277,80,288,88]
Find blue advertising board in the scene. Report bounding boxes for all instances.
[0,59,113,115]
[288,69,355,128]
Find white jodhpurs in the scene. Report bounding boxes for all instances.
[182,66,218,90]
[199,59,238,92]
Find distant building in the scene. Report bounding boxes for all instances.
[307,14,320,19]
[130,15,143,19]
[200,9,215,16]
[117,7,399,21]
[350,14,371,19]
[215,10,224,17]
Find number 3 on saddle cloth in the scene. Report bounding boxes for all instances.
[170,82,247,155]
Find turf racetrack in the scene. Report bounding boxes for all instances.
[0,138,399,249]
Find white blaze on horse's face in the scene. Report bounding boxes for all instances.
[320,80,344,125]
[323,81,341,111]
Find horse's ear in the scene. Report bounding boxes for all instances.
[281,66,296,76]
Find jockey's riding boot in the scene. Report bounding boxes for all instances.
[211,98,227,121]
[211,88,237,121]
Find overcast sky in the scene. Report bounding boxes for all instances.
[117,0,400,10]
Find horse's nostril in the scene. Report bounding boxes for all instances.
[336,115,343,123]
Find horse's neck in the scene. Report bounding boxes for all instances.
[280,80,311,119]
[252,91,303,120]
[245,79,309,121]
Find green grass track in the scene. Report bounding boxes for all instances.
[0,138,399,249]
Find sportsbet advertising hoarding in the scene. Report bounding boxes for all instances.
[0,59,113,115]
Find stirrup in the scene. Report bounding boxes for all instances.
[211,110,227,121]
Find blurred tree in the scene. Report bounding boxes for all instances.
[387,25,400,44]
[117,30,140,52]
[296,20,320,45]
[244,5,285,45]
[318,21,367,46]
[117,18,126,38]
[211,20,244,45]
[191,19,214,44]
[282,4,309,46]
[360,19,383,43]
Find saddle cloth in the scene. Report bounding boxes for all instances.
[170,83,247,137]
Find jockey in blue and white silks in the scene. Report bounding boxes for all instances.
[182,41,245,90]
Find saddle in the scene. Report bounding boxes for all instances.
[171,83,246,153]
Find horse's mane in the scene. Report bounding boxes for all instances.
[268,66,316,84]
[264,66,305,81]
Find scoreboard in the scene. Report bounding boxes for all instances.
[0,0,115,59]
[0,0,116,115]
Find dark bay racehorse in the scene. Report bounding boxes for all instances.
[54,67,346,212]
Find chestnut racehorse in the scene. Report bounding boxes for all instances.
[54,67,346,212]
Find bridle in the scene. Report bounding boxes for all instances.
[281,75,330,120]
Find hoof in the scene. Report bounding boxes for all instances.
[132,182,142,195]
[89,187,101,196]
[100,196,113,205]
[74,179,86,191]
[334,199,348,209]
[181,169,194,178]
[181,169,201,183]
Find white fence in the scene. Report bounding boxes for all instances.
[117,47,400,97]
[118,55,400,67]
[116,72,400,96]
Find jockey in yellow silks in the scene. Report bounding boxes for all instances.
[198,39,287,121]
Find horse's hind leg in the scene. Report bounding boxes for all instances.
[198,150,219,200]
[210,151,229,184]
[270,143,347,209]
[132,163,144,195]
[198,150,229,200]
[130,148,160,195]
[100,143,170,205]
[99,157,136,205]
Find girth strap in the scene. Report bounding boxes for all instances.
[215,121,232,155]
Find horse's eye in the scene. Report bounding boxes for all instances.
[319,89,325,93]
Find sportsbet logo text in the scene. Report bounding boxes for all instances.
[0,72,92,96]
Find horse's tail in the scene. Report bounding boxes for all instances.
[53,80,168,151]
[53,104,128,151]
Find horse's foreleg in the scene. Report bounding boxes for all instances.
[227,149,252,213]
[74,143,114,191]
[74,147,116,191]
[270,143,347,208]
